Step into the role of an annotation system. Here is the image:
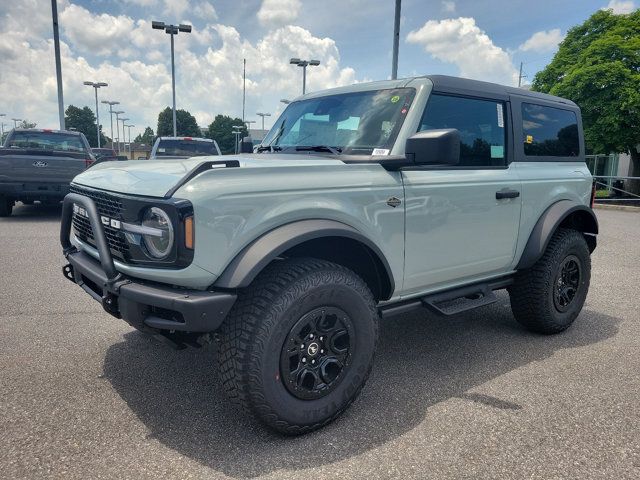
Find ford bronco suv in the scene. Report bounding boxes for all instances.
[60,75,597,434]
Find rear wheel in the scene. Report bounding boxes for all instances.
[0,197,13,217]
[509,228,591,334]
[218,258,378,434]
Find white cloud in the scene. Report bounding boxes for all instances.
[602,1,636,14]
[257,0,301,27]
[519,28,564,53]
[406,17,518,86]
[0,2,356,134]
[441,1,456,13]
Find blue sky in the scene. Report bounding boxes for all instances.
[0,0,636,138]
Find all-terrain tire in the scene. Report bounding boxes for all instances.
[217,257,379,434]
[509,228,591,334]
[0,197,13,217]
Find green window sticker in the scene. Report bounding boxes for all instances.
[491,145,504,158]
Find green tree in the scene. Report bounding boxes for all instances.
[18,120,37,129]
[134,126,155,145]
[206,114,248,154]
[64,105,107,147]
[157,107,200,137]
[532,8,640,190]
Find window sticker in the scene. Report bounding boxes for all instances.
[526,135,533,144]
[496,103,504,128]
[372,148,390,155]
[390,95,400,103]
[491,145,504,158]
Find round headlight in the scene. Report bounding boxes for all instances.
[142,207,174,259]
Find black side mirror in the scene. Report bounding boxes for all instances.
[405,129,460,165]
[240,136,254,153]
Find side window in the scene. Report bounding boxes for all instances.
[419,94,506,167]
[522,103,579,157]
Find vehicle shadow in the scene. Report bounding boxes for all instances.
[102,299,618,479]
[2,202,62,221]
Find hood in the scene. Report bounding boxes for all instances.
[72,154,346,197]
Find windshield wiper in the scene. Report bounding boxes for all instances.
[295,145,342,155]
[256,145,282,153]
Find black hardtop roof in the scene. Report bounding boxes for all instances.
[424,75,577,107]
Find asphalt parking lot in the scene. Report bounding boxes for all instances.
[0,204,638,479]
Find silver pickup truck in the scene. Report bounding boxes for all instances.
[0,129,96,216]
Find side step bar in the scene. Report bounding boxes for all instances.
[380,277,513,318]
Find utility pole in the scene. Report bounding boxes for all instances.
[242,58,246,123]
[84,81,108,147]
[391,0,401,80]
[152,21,192,137]
[51,0,65,130]
[101,101,119,150]
[518,61,526,87]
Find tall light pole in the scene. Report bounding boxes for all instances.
[124,124,134,158]
[83,81,108,147]
[119,117,129,154]
[113,111,124,153]
[391,0,401,80]
[101,100,119,149]
[232,125,243,154]
[256,112,271,131]
[0,114,5,141]
[242,58,246,123]
[152,21,192,137]
[51,0,65,130]
[12,118,22,129]
[289,58,320,94]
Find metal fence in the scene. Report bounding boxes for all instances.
[592,175,640,203]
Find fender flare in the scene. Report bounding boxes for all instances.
[214,219,395,295]
[517,200,598,270]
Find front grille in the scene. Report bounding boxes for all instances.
[70,185,129,260]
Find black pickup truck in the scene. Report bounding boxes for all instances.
[0,129,96,216]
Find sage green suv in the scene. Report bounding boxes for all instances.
[60,75,598,434]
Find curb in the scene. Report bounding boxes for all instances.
[593,203,640,212]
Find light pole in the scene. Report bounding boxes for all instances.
[113,111,124,153]
[289,58,320,94]
[83,81,108,148]
[152,21,192,137]
[119,117,129,154]
[256,112,271,131]
[391,0,401,80]
[101,100,119,149]
[232,125,243,154]
[12,118,22,129]
[124,124,134,158]
[51,0,65,130]
[0,114,5,142]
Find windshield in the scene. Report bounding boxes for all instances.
[155,139,219,157]
[6,131,87,153]
[261,87,415,155]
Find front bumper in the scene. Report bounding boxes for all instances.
[60,193,236,333]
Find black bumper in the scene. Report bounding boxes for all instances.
[60,193,236,333]
[0,181,70,199]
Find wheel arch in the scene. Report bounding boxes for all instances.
[213,219,395,300]
[517,200,598,270]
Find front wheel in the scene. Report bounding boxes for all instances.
[218,258,379,434]
[509,228,591,334]
[0,196,13,217]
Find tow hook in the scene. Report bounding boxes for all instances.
[62,264,75,283]
[101,293,121,318]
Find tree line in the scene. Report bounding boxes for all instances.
[60,105,250,155]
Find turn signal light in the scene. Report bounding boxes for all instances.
[184,216,194,249]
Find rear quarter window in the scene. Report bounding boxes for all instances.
[522,103,579,157]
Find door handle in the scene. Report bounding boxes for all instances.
[496,189,520,200]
